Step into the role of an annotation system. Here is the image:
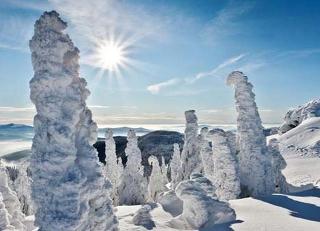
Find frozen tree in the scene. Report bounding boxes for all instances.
[199,127,215,183]
[227,71,274,197]
[169,180,236,230]
[209,129,240,201]
[0,167,25,230]
[148,156,168,202]
[268,139,289,193]
[170,143,182,189]
[132,204,156,230]
[118,129,148,205]
[104,128,123,205]
[180,110,202,180]
[0,192,14,231]
[29,11,118,230]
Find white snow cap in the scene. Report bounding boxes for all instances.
[29,11,118,230]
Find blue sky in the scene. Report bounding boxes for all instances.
[0,0,319,125]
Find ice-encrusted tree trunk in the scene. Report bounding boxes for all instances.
[209,129,240,200]
[148,156,168,202]
[170,143,182,189]
[0,168,25,230]
[29,11,118,230]
[180,110,202,180]
[227,71,274,197]
[0,192,14,231]
[199,127,215,183]
[104,128,123,205]
[118,129,148,205]
[268,139,289,193]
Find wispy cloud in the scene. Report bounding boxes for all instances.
[147,53,246,95]
[0,106,35,112]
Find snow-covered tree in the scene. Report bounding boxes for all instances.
[0,192,14,231]
[209,129,240,200]
[199,127,215,183]
[0,167,25,230]
[148,156,168,202]
[118,129,148,205]
[180,110,202,180]
[104,128,123,205]
[169,179,236,230]
[29,11,118,230]
[268,139,289,193]
[227,71,274,197]
[170,143,182,189]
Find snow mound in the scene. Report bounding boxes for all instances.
[279,99,320,134]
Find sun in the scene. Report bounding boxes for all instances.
[97,41,124,71]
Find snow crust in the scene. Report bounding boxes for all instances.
[29,11,117,231]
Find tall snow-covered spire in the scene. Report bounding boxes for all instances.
[180,110,202,180]
[29,11,118,230]
[199,127,215,183]
[104,128,123,205]
[118,129,148,205]
[0,192,14,231]
[227,71,273,197]
[170,143,182,189]
[148,156,168,202]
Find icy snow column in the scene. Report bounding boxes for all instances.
[199,127,215,184]
[148,156,168,202]
[0,192,14,231]
[29,11,118,230]
[118,129,148,205]
[105,128,123,205]
[227,71,273,197]
[170,179,236,230]
[0,167,25,230]
[170,143,182,189]
[181,110,202,180]
[209,129,240,200]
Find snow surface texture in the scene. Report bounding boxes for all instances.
[209,128,241,200]
[279,98,320,134]
[29,11,117,231]
[169,179,236,230]
[227,71,274,197]
[199,127,215,184]
[180,110,203,181]
[169,143,182,189]
[0,167,26,230]
[104,128,123,206]
[119,129,148,205]
[148,156,168,202]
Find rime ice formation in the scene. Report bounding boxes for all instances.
[118,129,148,205]
[29,11,118,230]
[279,98,320,134]
[180,110,202,180]
[0,192,14,231]
[190,173,216,198]
[158,190,183,217]
[268,139,289,193]
[209,129,240,201]
[199,127,215,183]
[148,156,168,202]
[227,71,273,197]
[104,128,123,205]
[0,167,25,230]
[169,180,236,230]
[170,143,182,189]
[132,204,156,230]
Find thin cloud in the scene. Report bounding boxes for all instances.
[0,106,35,112]
[147,78,180,94]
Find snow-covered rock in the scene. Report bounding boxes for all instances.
[169,179,236,230]
[190,173,216,199]
[118,129,148,205]
[209,128,240,200]
[104,128,123,206]
[158,190,183,217]
[29,11,117,230]
[180,110,202,180]
[227,71,274,197]
[132,204,156,230]
[279,99,320,134]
